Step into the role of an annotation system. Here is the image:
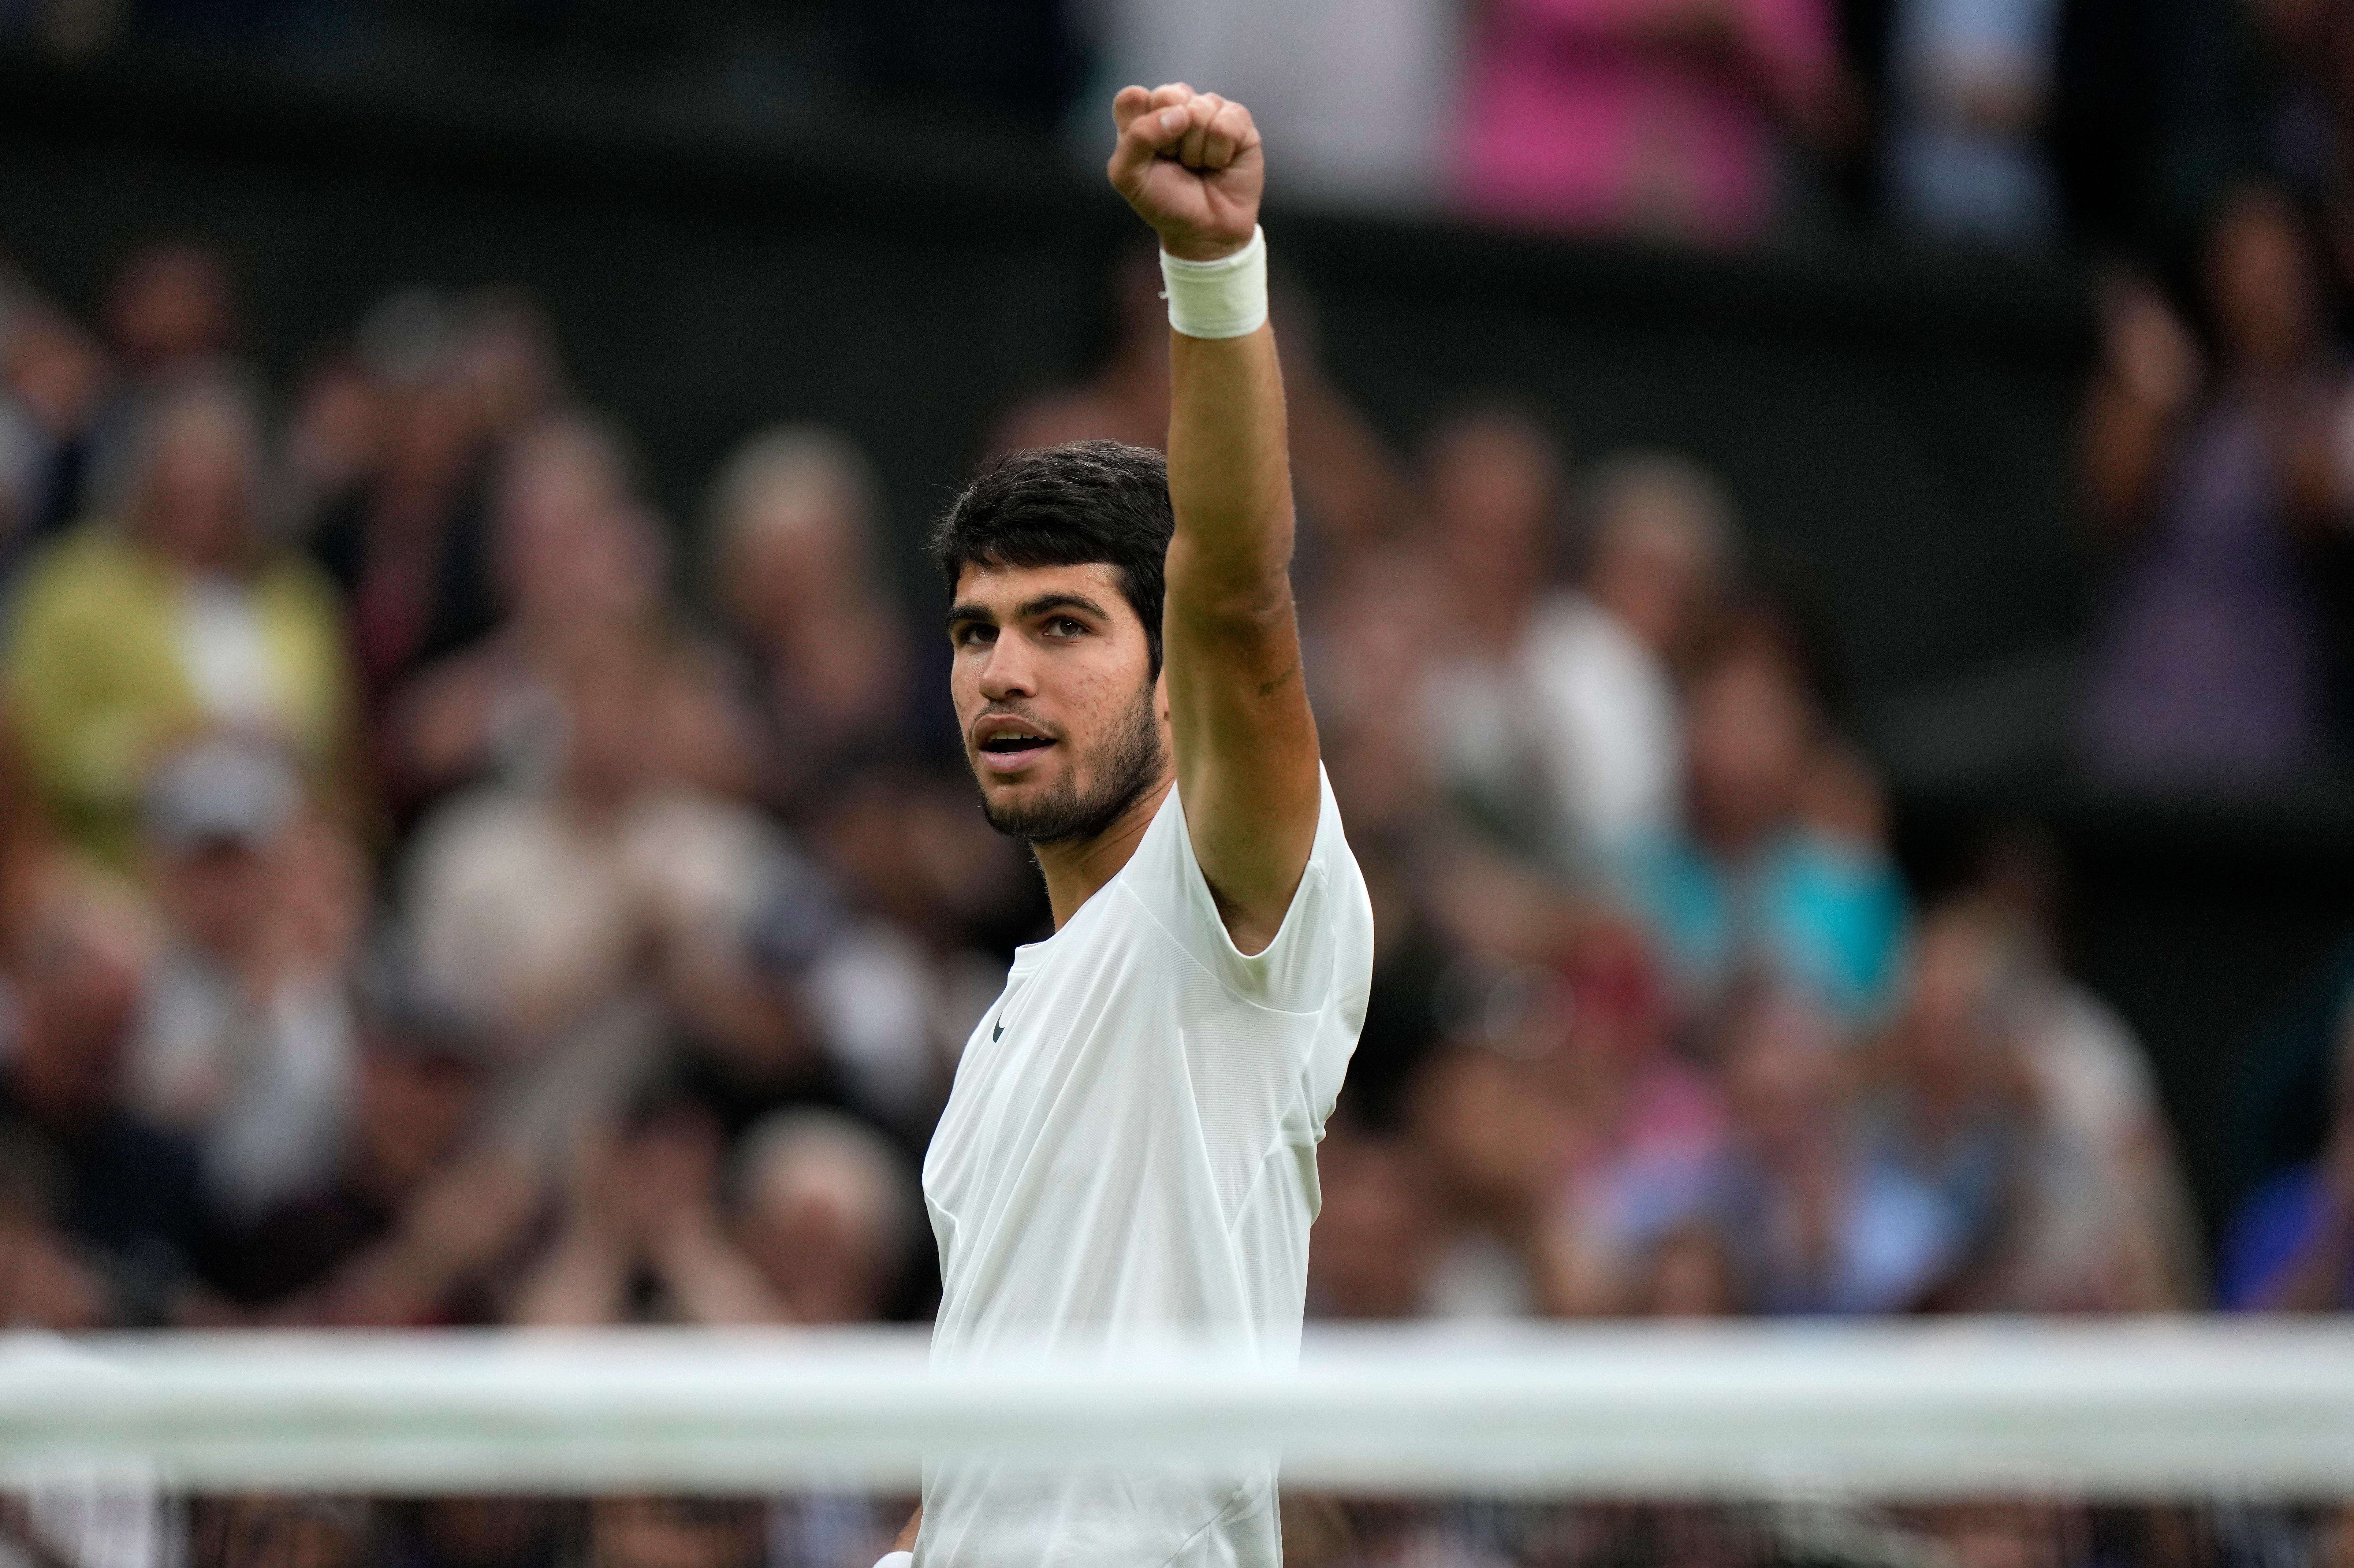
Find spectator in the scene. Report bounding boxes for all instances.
[1307,1129,1444,1318]
[4,374,357,863]
[803,765,1038,1127]
[86,244,244,513]
[0,871,205,1326]
[2220,993,2354,1310]
[1419,409,1581,869]
[1859,904,2029,1307]
[1548,451,1736,846]
[386,413,745,812]
[1612,612,1908,1021]
[1894,893,2200,1312]
[2083,188,2346,780]
[307,291,504,706]
[0,298,111,573]
[1452,0,1847,244]
[1712,982,1966,1314]
[1406,1041,1576,1318]
[723,1108,919,1323]
[703,425,924,812]
[1537,919,1730,1315]
[400,627,796,1147]
[213,974,537,1326]
[130,737,360,1223]
[517,1105,915,1326]
[1886,0,2064,246]
[1419,422,1734,879]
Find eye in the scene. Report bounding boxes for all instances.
[1045,617,1089,637]
[952,622,997,648]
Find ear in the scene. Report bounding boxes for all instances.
[1155,667,1172,725]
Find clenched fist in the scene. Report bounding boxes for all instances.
[1106,84,1263,262]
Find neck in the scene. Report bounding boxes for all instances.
[1030,772,1175,930]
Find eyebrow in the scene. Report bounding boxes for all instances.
[944,592,1112,631]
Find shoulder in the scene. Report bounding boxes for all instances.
[1123,767,1372,1014]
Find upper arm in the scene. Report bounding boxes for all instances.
[1162,326,1322,956]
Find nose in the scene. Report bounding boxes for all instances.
[974,635,1035,704]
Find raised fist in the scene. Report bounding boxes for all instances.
[1107,84,1263,262]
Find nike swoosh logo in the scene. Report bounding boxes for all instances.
[993,1019,1005,1041]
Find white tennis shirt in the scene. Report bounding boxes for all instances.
[918,768,1374,1567]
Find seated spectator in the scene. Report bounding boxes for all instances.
[2083,188,2348,780]
[1406,1042,1576,1318]
[0,298,110,576]
[1613,613,1907,1021]
[1538,920,1730,1315]
[703,426,926,811]
[1712,983,1968,1314]
[1307,1128,1444,1319]
[1418,409,1583,870]
[1915,871,2202,1312]
[2220,996,2354,1310]
[130,738,360,1224]
[517,1105,916,1326]
[1418,417,1731,875]
[1547,451,1735,845]
[1859,905,2030,1306]
[386,413,746,813]
[0,871,205,1326]
[5,374,357,864]
[205,966,536,1326]
[804,764,1041,1122]
[84,243,244,513]
[400,628,798,1146]
[307,291,503,705]
[1452,0,1846,244]
[723,1108,919,1323]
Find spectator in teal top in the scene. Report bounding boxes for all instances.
[1611,610,1907,1025]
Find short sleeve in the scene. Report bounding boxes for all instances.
[1120,767,1373,1020]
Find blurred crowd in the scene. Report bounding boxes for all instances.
[0,211,2295,1375]
[0,0,2324,256]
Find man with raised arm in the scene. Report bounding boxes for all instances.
[877,85,1375,1568]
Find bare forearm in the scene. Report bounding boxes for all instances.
[1166,326,1294,613]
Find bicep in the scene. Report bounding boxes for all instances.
[1163,586,1322,954]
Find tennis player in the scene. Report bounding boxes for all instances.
[877,84,1375,1568]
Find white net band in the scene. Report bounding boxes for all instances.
[4,1322,2352,1499]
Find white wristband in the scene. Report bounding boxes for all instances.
[874,1553,913,1568]
[1160,227,1269,340]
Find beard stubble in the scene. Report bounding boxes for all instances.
[976,678,1166,847]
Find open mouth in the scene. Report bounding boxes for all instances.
[975,727,1056,772]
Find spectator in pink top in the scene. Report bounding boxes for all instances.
[1454,0,1845,244]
